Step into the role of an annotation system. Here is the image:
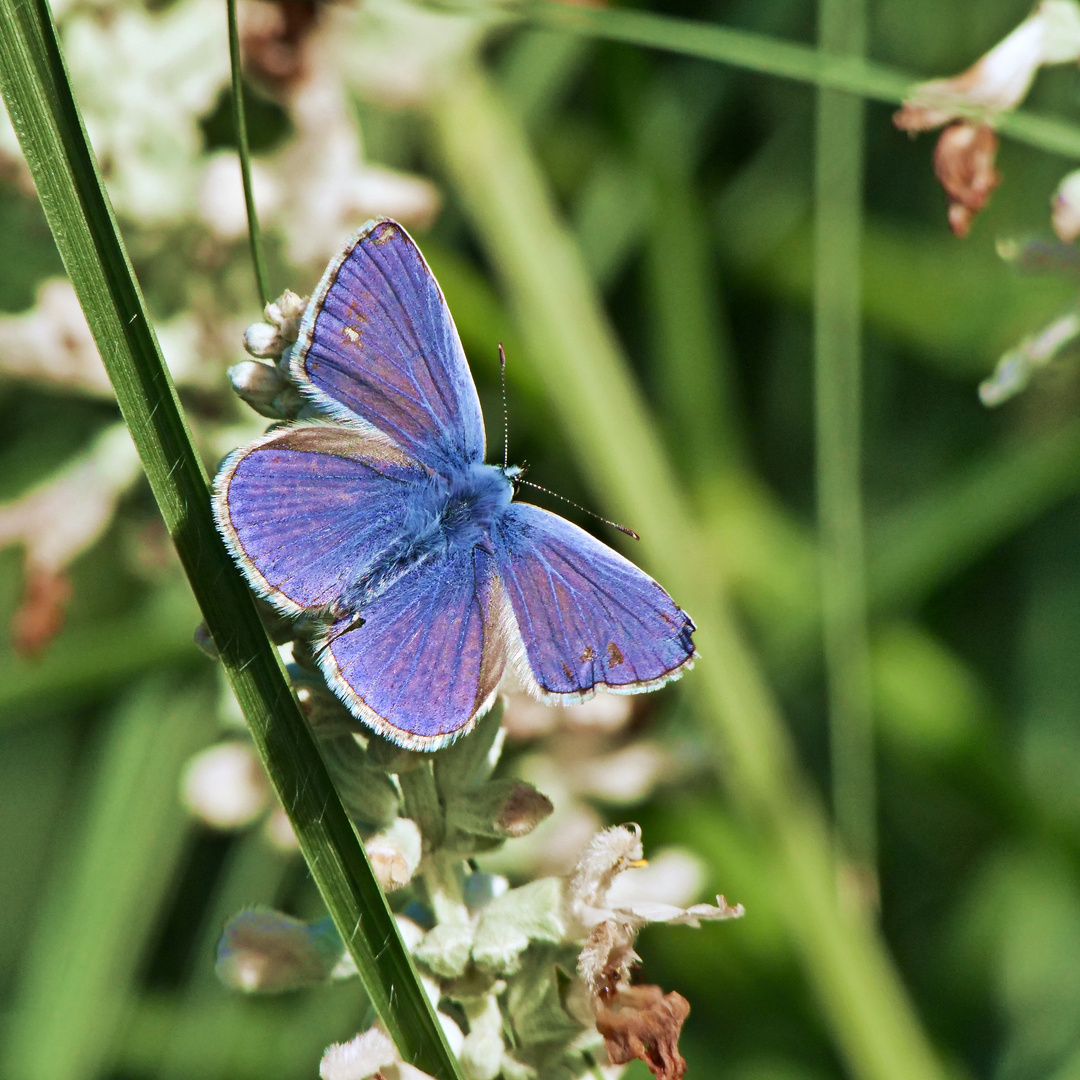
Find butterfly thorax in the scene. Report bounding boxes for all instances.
[332,463,513,616]
[413,462,514,545]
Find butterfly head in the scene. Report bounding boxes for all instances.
[502,463,527,486]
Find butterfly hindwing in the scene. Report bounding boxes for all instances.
[292,218,486,472]
[319,547,506,749]
[492,504,695,701]
[214,424,429,615]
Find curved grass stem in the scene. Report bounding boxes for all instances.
[226,0,271,307]
[430,59,948,1080]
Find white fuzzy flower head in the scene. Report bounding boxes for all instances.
[565,825,744,1001]
[320,1023,453,1080]
[567,824,646,926]
[320,1026,399,1080]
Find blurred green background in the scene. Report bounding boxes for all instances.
[3,0,1080,1078]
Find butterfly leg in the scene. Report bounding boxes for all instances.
[310,606,367,663]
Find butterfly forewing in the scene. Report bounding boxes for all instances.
[492,504,695,700]
[292,218,486,472]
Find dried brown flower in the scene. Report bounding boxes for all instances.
[893,1,1080,235]
[11,566,72,657]
[932,122,1001,237]
[241,0,322,91]
[595,984,691,1080]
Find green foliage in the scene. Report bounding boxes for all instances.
[2,0,1080,1079]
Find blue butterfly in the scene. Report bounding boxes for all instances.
[213,219,695,750]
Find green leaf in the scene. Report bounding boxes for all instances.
[505,951,583,1048]
[416,922,477,980]
[472,878,565,973]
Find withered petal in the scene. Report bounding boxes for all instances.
[595,985,691,1080]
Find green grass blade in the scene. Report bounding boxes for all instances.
[498,0,1080,161]
[226,0,271,307]
[814,0,876,883]
[0,5,460,1077]
[1,679,214,1080]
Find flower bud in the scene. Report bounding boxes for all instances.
[365,817,422,891]
[445,778,553,841]
[266,288,306,330]
[217,910,344,992]
[181,741,269,829]
[1053,169,1080,241]
[242,323,280,359]
[228,359,304,419]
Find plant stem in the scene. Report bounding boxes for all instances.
[226,0,271,307]
[504,0,1080,161]
[814,0,876,890]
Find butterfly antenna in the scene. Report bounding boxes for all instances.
[515,478,640,540]
[499,342,510,471]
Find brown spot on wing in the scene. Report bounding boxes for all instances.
[607,642,624,667]
[342,325,362,345]
[581,645,596,663]
[372,222,399,245]
[562,662,574,681]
